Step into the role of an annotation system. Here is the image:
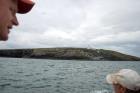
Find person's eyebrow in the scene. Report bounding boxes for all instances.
[10,0,18,12]
[11,0,17,3]
[11,0,18,6]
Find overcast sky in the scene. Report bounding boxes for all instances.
[0,0,140,57]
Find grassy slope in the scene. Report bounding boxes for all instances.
[30,48,140,61]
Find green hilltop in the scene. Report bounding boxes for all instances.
[0,48,140,61]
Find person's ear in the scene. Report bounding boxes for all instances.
[120,86,126,93]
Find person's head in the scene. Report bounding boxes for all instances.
[0,0,35,41]
[113,84,140,93]
[106,69,140,93]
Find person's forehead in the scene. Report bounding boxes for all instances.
[114,84,122,88]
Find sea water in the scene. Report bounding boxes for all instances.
[0,57,140,93]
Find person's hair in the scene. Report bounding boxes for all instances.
[125,89,140,93]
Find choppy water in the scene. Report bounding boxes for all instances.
[0,58,140,93]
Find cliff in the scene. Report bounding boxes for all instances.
[0,48,140,61]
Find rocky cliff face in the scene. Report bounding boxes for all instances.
[0,48,140,61]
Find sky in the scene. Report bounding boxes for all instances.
[0,0,140,57]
